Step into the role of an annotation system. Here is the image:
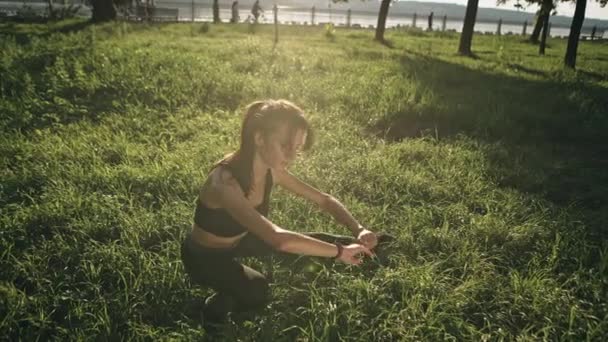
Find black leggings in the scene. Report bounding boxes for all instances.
[180,231,361,314]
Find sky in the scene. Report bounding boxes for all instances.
[416,0,608,20]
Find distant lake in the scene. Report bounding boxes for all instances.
[1,1,603,38]
[157,3,602,38]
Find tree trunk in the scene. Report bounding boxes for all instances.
[47,0,54,20]
[213,0,220,23]
[91,0,116,22]
[375,0,391,41]
[530,12,543,43]
[458,0,479,56]
[539,11,549,54]
[530,0,552,44]
[565,0,587,69]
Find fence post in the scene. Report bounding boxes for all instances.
[591,25,597,40]
[274,4,278,43]
[412,13,417,28]
[311,6,315,26]
[428,11,433,31]
[497,18,502,36]
[347,8,351,28]
[191,0,194,22]
[442,15,447,32]
[522,20,527,36]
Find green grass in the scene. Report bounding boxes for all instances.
[1,20,607,340]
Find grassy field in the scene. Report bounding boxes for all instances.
[1,19,607,340]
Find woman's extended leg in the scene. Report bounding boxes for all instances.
[232,231,356,257]
[233,230,396,258]
[231,230,397,286]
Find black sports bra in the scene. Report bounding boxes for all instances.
[193,168,273,237]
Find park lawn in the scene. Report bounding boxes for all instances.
[1,20,607,340]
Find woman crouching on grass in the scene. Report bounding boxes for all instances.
[180,99,394,323]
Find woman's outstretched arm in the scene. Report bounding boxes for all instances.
[272,168,378,249]
[319,196,364,235]
[322,196,379,250]
[211,169,372,264]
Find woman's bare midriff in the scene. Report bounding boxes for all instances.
[190,223,248,250]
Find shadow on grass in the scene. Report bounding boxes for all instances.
[374,52,608,212]
[505,63,547,77]
[50,19,92,34]
[589,55,608,62]
[0,18,92,43]
[378,38,395,48]
[372,53,608,310]
[576,69,606,82]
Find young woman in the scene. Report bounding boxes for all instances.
[180,99,394,323]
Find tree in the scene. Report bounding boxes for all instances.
[332,0,393,43]
[529,8,552,43]
[46,0,55,20]
[564,0,586,67]
[375,0,392,41]
[538,5,550,54]
[564,0,606,68]
[458,0,479,56]
[213,0,220,23]
[91,0,117,22]
[534,0,554,45]
[497,0,555,43]
[530,0,554,43]
[529,10,543,42]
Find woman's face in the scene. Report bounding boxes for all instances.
[256,123,307,169]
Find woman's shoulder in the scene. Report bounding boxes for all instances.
[206,165,243,194]
[199,165,243,208]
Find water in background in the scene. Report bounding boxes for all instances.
[154,3,601,38]
[1,1,603,38]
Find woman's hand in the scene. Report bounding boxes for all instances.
[337,244,374,265]
[357,228,378,250]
